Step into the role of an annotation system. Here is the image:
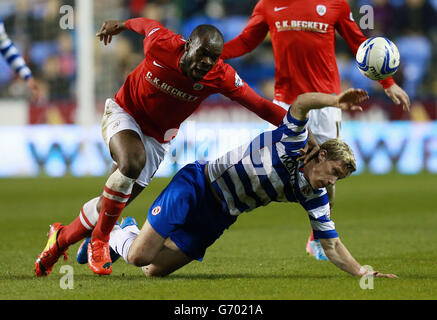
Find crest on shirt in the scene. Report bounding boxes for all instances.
[235,72,243,88]
[193,83,204,90]
[316,5,327,16]
[151,206,161,215]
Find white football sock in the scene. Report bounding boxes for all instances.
[109,224,140,264]
[79,197,100,230]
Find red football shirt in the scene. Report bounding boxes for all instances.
[114,18,286,143]
[222,0,394,105]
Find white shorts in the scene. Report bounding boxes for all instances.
[101,98,170,187]
[273,99,342,145]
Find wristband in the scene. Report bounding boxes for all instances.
[378,77,395,89]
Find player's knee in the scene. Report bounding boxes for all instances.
[128,253,148,267]
[127,249,153,267]
[117,152,146,178]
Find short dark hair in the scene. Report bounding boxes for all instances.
[189,24,224,44]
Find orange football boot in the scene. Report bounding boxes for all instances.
[87,238,112,275]
[35,223,69,277]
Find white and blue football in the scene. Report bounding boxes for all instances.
[356,37,400,80]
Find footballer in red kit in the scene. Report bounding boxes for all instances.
[222,0,410,260]
[222,0,410,107]
[115,18,285,143]
[34,18,287,277]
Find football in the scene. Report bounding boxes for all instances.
[356,37,400,80]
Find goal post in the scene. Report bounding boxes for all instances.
[75,0,95,127]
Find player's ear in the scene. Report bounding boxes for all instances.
[317,149,328,163]
[184,39,191,52]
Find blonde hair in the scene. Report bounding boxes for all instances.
[320,139,357,175]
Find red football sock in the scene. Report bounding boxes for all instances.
[309,230,315,241]
[56,197,100,250]
[57,216,92,250]
[92,186,130,242]
[91,169,135,242]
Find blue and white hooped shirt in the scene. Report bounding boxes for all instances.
[207,111,338,239]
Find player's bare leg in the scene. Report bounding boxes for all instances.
[141,238,192,277]
[87,129,146,275]
[126,220,167,266]
[36,129,147,276]
[42,165,146,277]
[109,218,192,277]
[55,164,144,248]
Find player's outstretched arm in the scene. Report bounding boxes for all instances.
[227,81,287,127]
[334,1,410,111]
[319,237,397,278]
[290,89,369,121]
[221,1,268,60]
[97,18,164,47]
[96,20,127,45]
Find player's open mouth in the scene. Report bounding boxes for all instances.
[194,68,208,77]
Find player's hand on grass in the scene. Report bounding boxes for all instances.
[335,88,369,112]
[384,83,411,112]
[363,270,398,278]
[96,20,127,45]
[374,272,398,278]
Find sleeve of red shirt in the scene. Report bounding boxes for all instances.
[125,18,163,37]
[335,0,394,89]
[219,65,287,127]
[221,0,269,60]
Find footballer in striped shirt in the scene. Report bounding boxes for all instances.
[104,88,397,279]
[0,18,39,100]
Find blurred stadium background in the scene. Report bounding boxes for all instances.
[0,0,436,178]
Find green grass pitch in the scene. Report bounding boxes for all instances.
[0,173,436,300]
